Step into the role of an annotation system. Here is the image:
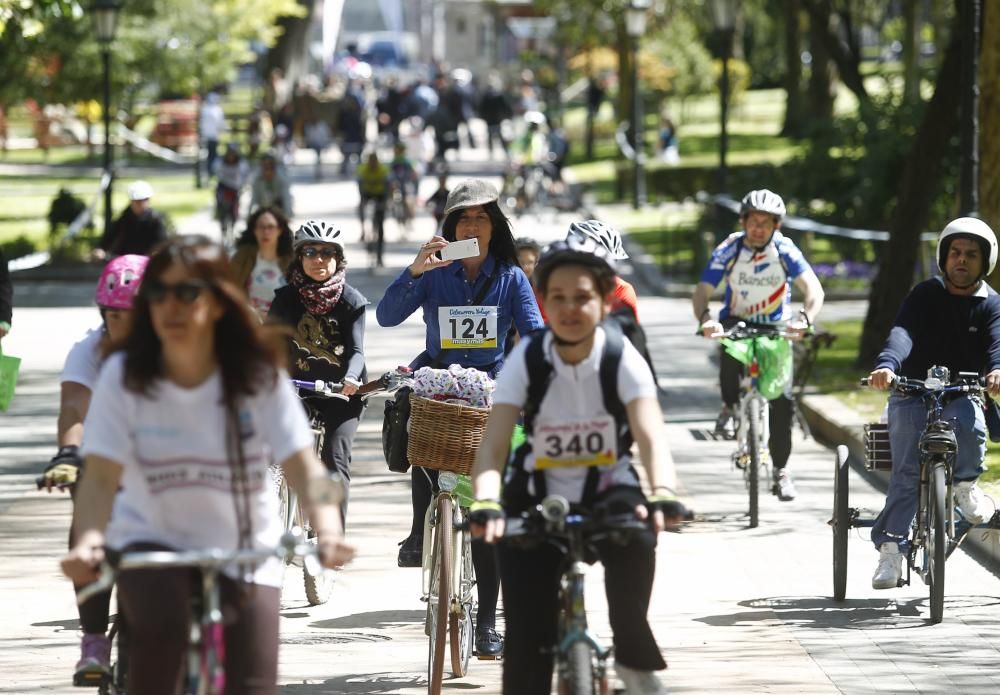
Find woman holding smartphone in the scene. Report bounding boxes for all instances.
[376,178,544,657]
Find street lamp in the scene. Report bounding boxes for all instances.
[626,0,651,210]
[710,0,737,197]
[91,0,122,241]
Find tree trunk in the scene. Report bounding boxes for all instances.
[266,0,317,88]
[902,0,921,104]
[857,26,963,366]
[806,0,834,122]
[781,0,805,137]
[982,4,1000,287]
[804,0,871,113]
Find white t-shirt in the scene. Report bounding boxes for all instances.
[82,353,314,587]
[493,327,657,502]
[61,327,104,390]
[247,255,286,316]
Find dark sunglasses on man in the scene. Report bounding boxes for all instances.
[143,279,210,305]
[300,246,338,260]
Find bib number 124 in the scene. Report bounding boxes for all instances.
[449,317,490,340]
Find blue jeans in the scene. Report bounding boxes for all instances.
[871,393,986,550]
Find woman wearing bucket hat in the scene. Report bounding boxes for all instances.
[268,220,368,528]
[376,178,544,657]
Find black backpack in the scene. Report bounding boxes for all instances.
[607,306,659,388]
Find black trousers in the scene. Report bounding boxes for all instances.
[497,526,666,694]
[306,396,364,528]
[719,339,794,470]
[410,466,500,631]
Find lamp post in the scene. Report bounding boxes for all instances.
[626,0,651,210]
[91,0,122,240]
[710,0,737,197]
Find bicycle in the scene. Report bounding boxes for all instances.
[502,495,652,695]
[360,195,387,268]
[77,529,318,695]
[389,180,413,237]
[713,322,797,528]
[214,184,239,248]
[832,366,1000,622]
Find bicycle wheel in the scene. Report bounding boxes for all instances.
[747,406,760,529]
[559,641,596,695]
[449,524,473,677]
[278,477,297,534]
[427,496,452,694]
[927,462,947,623]
[832,445,850,601]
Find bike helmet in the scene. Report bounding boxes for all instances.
[534,236,617,294]
[96,254,148,309]
[127,180,153,202]
[293,219,344,251]
[739,189,786,222]
[566,220,629,260]
[936,216,998,276]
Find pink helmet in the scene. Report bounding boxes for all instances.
[96,255,149,309]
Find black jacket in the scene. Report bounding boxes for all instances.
[268,283,368,386]
[876,278,1000,379]
[99,207,169,256]
[0,247,12,325]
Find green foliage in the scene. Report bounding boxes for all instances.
[644,13,714,106]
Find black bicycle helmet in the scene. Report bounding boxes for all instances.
[534,237,617,293]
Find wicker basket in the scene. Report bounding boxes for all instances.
[407,395,491,475]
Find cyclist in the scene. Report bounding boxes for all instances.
[96,181,169,259]
[61,236,354,695]
[425,170,450,231]
[868,217,1000,589]
[39,255,147,685]
[469,237,686,695]
[249,152,293,219]
[215,143,249,234]
[692,189,824,501]
[514,236,541,285]
[376,178,544,658]
[230,206,294,317]
[268,220,368,527]
[389,141,419,208]
[357,151,390,262]
[566,220,639,319]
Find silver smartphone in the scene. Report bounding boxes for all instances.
[439,238,480,261]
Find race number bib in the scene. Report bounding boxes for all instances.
[438,306,499,350]
[534,415,618,470]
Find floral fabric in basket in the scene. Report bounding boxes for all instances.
[412,364,495,408]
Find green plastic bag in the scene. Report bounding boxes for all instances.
[0,344,21,412]
[721,336,792,401]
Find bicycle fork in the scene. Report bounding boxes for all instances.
[186,572,225,695]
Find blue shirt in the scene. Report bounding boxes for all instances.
[376,255,544,373]
[700,231,811,323]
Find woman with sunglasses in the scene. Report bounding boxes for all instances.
[376,178,544,658]
[268,220,368,527]
[230,206,294,317]
[61,236,354,695]
[39,255,147,687]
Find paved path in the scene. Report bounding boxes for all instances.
[3,162,1000,694]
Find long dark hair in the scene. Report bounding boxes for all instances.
[236,206,293,257]
[441,201,518,265]
[122,236,286,553]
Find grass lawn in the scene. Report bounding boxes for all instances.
[813,319,1000,486]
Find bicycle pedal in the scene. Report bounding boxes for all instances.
[476,654,501,661]
[72,669,110,687]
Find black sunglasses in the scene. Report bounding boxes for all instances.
[143,279,210,305]
[300,246,338,260]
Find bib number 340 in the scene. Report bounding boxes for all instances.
[534,416,617,470]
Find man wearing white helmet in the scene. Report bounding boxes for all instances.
[693,189,825,502]
[96,180,170,259]
[868,216,1000,590]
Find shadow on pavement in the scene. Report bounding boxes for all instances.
[311,609,424,631]
[281,671,484,694]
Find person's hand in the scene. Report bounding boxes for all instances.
[40,445,82,493]
[642,494,689,533]
[986,369,1000,398]
[61,537,105,585]
[868,368,896,391]
[315,530,356,569]
[341,382,359,397]
[0,322,8,339]
[785,316,810,341]
[469,500,505,544]
[700,319,723,338]
[409,235,451,278]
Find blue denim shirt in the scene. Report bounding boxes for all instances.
[376,255,544,373]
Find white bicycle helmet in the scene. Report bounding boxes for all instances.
[566,220,629,260]
[740,189,786,221]
[936,216,998,276]
[293,219,344,251]
[535,236,617,291]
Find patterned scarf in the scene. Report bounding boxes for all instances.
[290,265,346,315]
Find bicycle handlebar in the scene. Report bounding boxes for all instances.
[76,529,318,605]
[501,496,652,547]
[860,373,984,397]
[292,379,348,400]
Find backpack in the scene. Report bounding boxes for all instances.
[607,306,658,388]
[509,323,634,505]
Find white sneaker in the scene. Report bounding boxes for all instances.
[617,662,667,695]
[871,542,902,590]
[954,480,995,525]
[773,469,797,501]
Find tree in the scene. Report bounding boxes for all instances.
[780,0,806,137]
[857,18,963,366]
[805,0,835,123]
[982,4,1000,287]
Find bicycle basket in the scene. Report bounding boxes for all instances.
[407,396,491,475]
[864,423,892,471]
